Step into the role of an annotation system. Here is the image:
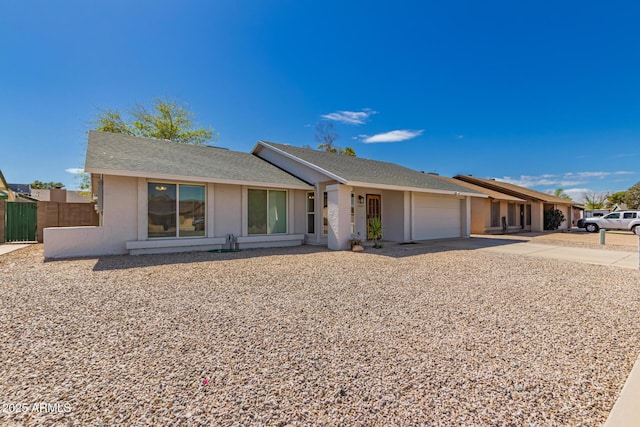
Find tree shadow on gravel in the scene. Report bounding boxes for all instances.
[89,245,331,271]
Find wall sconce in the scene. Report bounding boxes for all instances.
[358,195,365,203]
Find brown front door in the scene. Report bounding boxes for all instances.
[366,194,381,236]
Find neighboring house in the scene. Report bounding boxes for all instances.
[435,175,526,234]
[0,170,12,201]
[1,172,34,202]
[7,183,31,197]
[29,188,92,203]
[44,131,486,258]
[252,141,485,249]
[453,175,576,232]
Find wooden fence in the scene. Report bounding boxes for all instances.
[37,201,99,243]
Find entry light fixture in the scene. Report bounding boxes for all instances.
[358,195,364,203]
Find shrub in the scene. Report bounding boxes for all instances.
[544,209,566,230]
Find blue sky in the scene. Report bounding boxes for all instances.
[1,1,639,201]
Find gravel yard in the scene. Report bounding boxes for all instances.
[1,242,639,426]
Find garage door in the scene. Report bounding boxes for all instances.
[413,194,461,240]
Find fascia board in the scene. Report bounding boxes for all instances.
[85,168,313,190]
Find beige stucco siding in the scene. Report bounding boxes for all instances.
[213,183,242,237]
[44,175,138,258]
[381,190,405,242]
[471,197,488,233]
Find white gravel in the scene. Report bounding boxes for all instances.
[1,243,639,426]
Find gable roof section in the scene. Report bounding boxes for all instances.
[86,131,311,189]
[255,141,485,197]
[8,183,31,194]
[454,175,573,204]
[435,175,525,202]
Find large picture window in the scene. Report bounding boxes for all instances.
[248,189,287,235]
[490,202,500,228]
[148,183,205,238]
[507,203,516,226]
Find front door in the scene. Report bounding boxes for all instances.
[366,194,381,238]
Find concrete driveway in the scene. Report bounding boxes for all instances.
[411,234,639,269]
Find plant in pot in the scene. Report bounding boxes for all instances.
[367,217,383,248]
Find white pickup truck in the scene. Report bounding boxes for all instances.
[582,211,640,233]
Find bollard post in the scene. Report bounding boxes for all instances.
[636,227,640,271]
[599,229,606,245]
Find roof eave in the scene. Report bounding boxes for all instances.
[85,167,313,190]
[346,180,487,197]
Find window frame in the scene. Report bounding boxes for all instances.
[147,181,206,239]
[507,202,516,226]
[490,201,500,228]
[306,192,315,234]
[247,188,289,235]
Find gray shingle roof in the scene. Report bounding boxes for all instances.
[85,131,311,189]
[257,141,484,195]
[454,175,575,204]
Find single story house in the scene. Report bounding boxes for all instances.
[435,175,527,234]
[453,175,576,232]
[44,131,486,258]
[0,170,12,201]
[252,141,485,249]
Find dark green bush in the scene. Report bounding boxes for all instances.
[544,209,566,230]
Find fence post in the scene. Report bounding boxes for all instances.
[599,229,606,245]
[0,200,5,244]
[636,227,640,271]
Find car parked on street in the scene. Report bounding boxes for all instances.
[581,211,640,233]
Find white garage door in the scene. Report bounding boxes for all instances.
[413,194,461,240]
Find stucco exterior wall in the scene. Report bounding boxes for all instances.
[470,197,488,234]
[44,175,138,258]
[213,183,242,237]
[381,189,405,242]
[292,190,306,235]
[326,184,352,250]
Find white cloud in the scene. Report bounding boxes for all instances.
[321,109,376,125]
[563,188,592,201]
[65,168,84,174]
[496,170,637,189]
[362,130,423,143]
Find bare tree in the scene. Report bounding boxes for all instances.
[314,121,356,156]
[314,122,339,153]
[583,192,608,210]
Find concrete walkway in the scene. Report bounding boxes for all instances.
[412,236,640,270]
[0,243,31,256]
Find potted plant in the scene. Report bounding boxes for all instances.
[367,217,383,248]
